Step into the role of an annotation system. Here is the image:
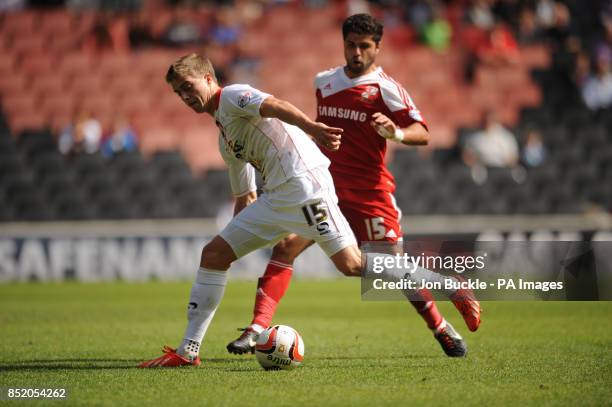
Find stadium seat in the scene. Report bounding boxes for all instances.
[54,194,98,220]
[39,10,73,34]
[8,111,48,133]
[19,53,57,77]
[0,10,38,37]
[69,153,107,178]
[58,52,95,76]
[17,130,57,156]
[41,173,81,201]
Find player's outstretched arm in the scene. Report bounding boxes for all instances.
[371,112,429,146]
[260,96,343,150]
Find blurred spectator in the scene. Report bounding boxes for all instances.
[521,128,547,167]
[581,49,612,110]
[82,14,114,53]
[467,0,496,30]
[82,12,129,53]
[108,12,130,52]
[543,1,578,52]
[161,6,204,47]
[535,0,555,28]
[463,110,519,168]
[476,20,520,67]
[101,115,138,158]
[406,0,434,33]
[210,6,241,46]
[59,111,102,156]
[594,13,612,65]
[128,10,156,49]
[0,0,25,11]
[573,50,591,88]
[516,6,544,45]
[491,0,521,27]
[421,5,452,52]
[464,18,519,82]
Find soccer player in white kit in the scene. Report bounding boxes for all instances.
[139,54,462,367]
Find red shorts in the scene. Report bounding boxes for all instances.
[336,188,402,244]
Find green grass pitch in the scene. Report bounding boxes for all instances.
[0,280,610,406]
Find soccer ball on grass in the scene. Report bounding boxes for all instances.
[254,325,304,370]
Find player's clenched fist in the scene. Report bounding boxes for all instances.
[308,122,343,151]
[370,112,404,142]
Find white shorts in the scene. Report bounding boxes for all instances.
[219,167,357,258]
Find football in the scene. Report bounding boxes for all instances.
[254,325,305,370]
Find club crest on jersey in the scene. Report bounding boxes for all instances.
[323,83,332,90]
[237,91,252,108]
[361,85,379,101]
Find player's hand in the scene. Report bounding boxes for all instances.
[370,112,400,140]
[309,122,343,151]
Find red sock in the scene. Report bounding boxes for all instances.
[408,288,443,330]
[251,260,293,328]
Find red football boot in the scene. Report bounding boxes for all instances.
[138,345,201,368]
[450,276,481,332]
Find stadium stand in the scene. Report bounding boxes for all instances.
[0,0,610,221]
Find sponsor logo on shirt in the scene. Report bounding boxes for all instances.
[318,105,367,122]
[361,85,379,101]
[237,91,252,108]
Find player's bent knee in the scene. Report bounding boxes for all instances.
[330,245,363,277]
[200,236,236,271]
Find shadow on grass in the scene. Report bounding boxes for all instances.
[0,357,255,372]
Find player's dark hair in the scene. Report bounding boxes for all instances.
[342,14,383,44]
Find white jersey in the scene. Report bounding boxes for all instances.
[215,84,330,196]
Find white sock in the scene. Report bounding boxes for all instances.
[249,324,265,334]
[177,267,228,359]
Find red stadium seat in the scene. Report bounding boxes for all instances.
[9,111,48,134]
[180,125,224,172]
[30,75,68,98]
[40,94,76,115]
[69,73,106,97]
[58,52,95,75]
[48,32,79,54]
[98,53,134,75]
[139,126,180,156]
[40,10,73,35]
[1,94,38,117]
[10,35,47,55]
[0,10,38,37]
[0,73,27,98]
[0,54,15,75]
[115,94,154,115]
[19,53,57,76]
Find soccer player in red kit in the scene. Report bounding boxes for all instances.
[227,13,480,357]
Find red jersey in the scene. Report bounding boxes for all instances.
[315,66,426,193]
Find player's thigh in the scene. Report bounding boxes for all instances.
[339,190,403,243]
[285,185,357,259]
[219,199,289,260]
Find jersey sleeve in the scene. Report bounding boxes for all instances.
[221,84,271,119]
[379,81,428,130]
[219,136,257,197]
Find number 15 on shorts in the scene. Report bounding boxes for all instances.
[301,200,331,235]
[365,217,386,240]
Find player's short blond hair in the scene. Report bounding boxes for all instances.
[166,53,218,83]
